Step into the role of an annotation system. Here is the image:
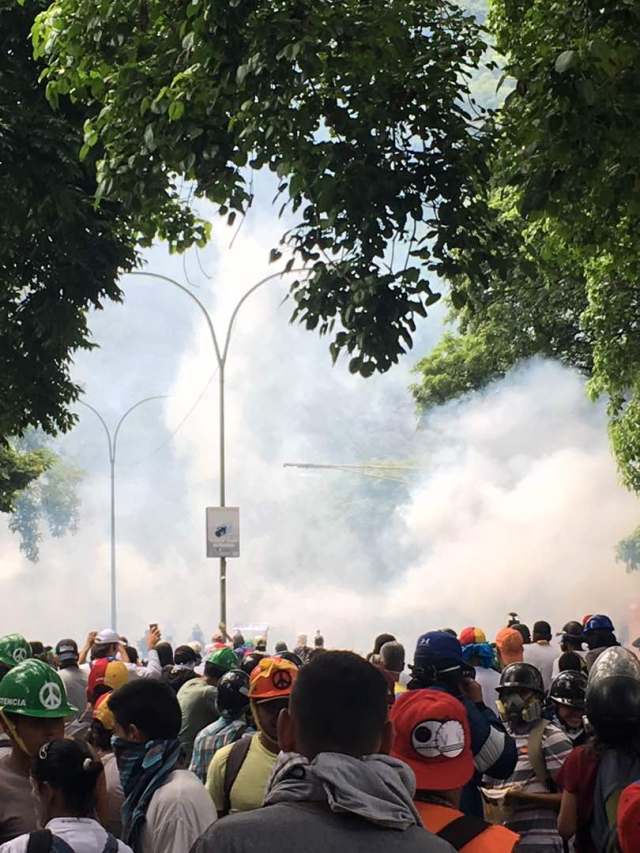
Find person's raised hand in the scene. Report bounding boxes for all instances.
[147,625,162,650]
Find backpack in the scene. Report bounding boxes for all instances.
[221,735,253,817]
[436,814,491,850]
[26,829,119,853]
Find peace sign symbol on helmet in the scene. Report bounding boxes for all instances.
[272,670,292,691]
[39,682,62,711]
[12,647,27,663]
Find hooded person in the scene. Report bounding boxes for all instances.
[0,660,77,844]
[483,663,572,852]
[459,628,500,714]
[108,678,216,853]
[558,647,640,853]
[205,656,298,816]
[391,689,520,851]
[408,632,517,818]
[192,651,454,853]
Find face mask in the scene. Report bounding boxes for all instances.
[497,694,542,724]
[111,735,145,767]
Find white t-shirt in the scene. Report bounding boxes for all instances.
[474,666,501,714]
[140,769,216,853]
[523,642,558,691]
[0,817,132,853]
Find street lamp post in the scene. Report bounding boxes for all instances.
[79,396,166,631]
[130,268,305,628]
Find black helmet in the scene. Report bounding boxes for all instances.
[216,669,250,715]
[239,652,265,676]
[561,621,584,640]
[550,670,587,709]
[498,662,544,695]
[586,647,640,740]
[278,651,303,668]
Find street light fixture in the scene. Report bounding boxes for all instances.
[130,267,306,627]
[78,396,166,631]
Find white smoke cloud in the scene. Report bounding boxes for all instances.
[1,204,639,660]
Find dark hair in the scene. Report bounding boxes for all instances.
[174,645,198,666]
[154,642,174,668]
[380,641,405,673]
[109,679,181,740]
[32,739,103,816]
[511,623,531,644]
[533,621,552,642]
[91,643,117,661]
[558,651,585,673]
[88,719,113,752]
[204,662,229,680]
[126,646,139,665]
[290,651,388,757]
[371,633,396,657]
[29,641,44,656]
[585,630,618,651]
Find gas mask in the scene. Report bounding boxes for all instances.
[496,692,542,725]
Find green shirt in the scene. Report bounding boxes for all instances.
[177,677,218,763]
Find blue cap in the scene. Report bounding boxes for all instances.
[414,632,464,670]
[584,614,615,634]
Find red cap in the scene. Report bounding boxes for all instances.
[87,658,128,702]
[458,627,487,646]
[390,689,474,791]
[618,782,640,853]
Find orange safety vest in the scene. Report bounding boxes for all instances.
[417,801,520,852]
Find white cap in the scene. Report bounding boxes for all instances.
[96,629,121,645]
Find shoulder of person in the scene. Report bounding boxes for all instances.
[541,721,573,752]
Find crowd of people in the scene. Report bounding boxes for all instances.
[0,614,639,852]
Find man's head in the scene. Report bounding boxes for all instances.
[558,621,584,653]
[510,623,531,644]
[496,627,524,666]
[109,679,181,743]
[87,658,128,705]
[174,645,199,668]
[532,621,552,643]
[55,639,79,669]
[249,657,299,752]
[583,614,618,651]
[496,662,545,727]
[278,651,390,760]
[232,632,245,650]
[0,660,76,758]
[550,670,587,732]
[372,633,396,656]
[0,634,31,671]
[380,641,405,675]
[558,651,585,673]
[91,629,121,661]
[390,689,473,803]
[204,647,237,683]
[410,632,464,691]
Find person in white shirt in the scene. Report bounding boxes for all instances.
[78,628,163,681]
[0,738,132,853]
[522,620,558,691]
[108,678,216,853]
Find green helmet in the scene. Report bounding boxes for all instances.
[0,659,77,719]
[206,647,237,672]
[0,634,32,669]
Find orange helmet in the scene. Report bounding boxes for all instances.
[93,692,116,731]
[249,656,298,703]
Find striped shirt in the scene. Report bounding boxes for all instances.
[483,720,572,851]
[190,716,253,784]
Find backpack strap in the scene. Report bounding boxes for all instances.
[604,788,622,853]
[221,735,253,817]
[102,834,119,853]
[527,719,556,791]
[27,831,53,853]
[437,814,490,850]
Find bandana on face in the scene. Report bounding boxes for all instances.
[111,736,181,852]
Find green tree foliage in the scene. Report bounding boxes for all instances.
[0,445,52,515]
[0,0,137,453]
[616,527,640,573]
[413,0,640,492]
[36,0,506,376]
[6,432,83,563]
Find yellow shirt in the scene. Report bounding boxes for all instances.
[206,733,277,814]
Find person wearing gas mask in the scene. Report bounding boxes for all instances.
[482,662,572,852]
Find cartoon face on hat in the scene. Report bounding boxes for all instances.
[390,689,474,791]
[249,656,298,703]
[87,658,128,702]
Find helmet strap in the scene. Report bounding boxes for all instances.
[0,709,31,758]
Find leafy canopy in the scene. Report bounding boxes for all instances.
[36,0,504,375]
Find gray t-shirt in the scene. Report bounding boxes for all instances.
[190,801,454,853]
[58,665,88,721]
[0,754,38,844]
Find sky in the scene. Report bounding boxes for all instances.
[2,191,640,656]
